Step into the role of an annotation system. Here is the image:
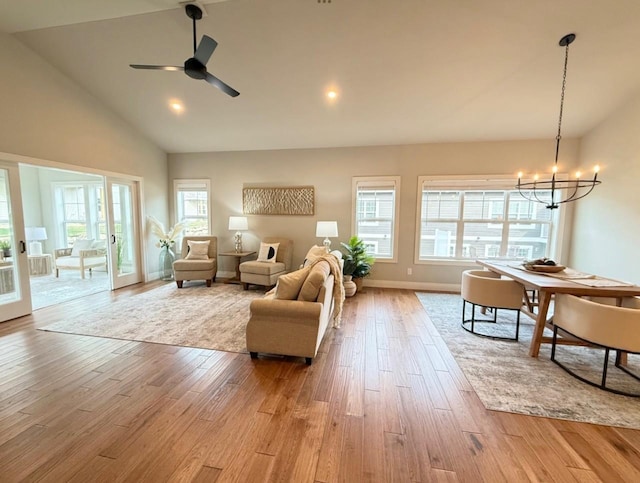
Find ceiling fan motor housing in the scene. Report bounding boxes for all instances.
[184,58,207,79]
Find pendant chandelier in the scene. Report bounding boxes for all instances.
[516,33,601,210]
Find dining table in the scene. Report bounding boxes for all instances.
[476,260,640,357]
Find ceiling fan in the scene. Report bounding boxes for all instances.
[130,3,239,97]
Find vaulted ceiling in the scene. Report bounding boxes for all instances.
[4,0,640,153]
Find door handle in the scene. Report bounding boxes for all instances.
[111,234,116,244]
[19,240,26,254]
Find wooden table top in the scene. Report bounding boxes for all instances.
[477,260,640,298]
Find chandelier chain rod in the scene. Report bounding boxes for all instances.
[554,42,570,166]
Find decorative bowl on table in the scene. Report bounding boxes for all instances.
[524,264,566,273]
[523,258,566,273]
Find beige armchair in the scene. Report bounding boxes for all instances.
[552,294,640,397]
[461,269,525,341]
[240,237,293,290]
[173,236,217,288]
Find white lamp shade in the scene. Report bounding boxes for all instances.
[228,216,248,231]
[316,221,338,238]
[25,226,48,241]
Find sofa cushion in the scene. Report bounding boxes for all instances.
[185,240,210,260]
[257,242,279,263]
[275,267,310,300]
[302,245,327,267]
[298,261,330,302]
[71,239,94,257]
[240,261,286,276]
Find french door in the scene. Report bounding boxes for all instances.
[0,162,32,322]
[105,178,142,289]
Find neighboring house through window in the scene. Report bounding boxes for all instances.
[352,176,400,262]
[416,176,558,262]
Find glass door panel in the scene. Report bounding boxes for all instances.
[0,162,31,321]
[106,178,141,289]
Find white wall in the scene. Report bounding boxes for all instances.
[169,138,579,289]
[569,91,640,283]
[0,33,168,278]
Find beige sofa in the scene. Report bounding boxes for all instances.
[54,240,107,279]
[246,259,336,365]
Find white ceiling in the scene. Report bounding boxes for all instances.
[5,0,640,153]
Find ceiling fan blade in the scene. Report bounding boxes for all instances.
[194,35,218,66]
[129,64,184,71]
[205,72,240,97]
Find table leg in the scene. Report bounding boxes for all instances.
[529,290,552,357]
[223,257,242,284]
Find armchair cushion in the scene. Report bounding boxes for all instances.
[185,240,210,260]
[240,261,286,276]
[257,242,279,263]
[71,239,94,256]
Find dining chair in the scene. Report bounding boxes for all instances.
[551,294,640,397]
[461,269,525,341]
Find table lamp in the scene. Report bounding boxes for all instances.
[25,227,47,256]
[228,216,248,252]
[316,221,338,251]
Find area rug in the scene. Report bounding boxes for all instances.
[31,271,110,310]
[416,292,640,429]
[39,282,263,353]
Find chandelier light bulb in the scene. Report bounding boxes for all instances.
[534,174,539,181]
[517,171,523,179]
[594,165,600,173]
[552,165,558,174]
[575,171,581,179]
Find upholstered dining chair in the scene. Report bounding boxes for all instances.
[551,294,640,397]
[461,269,525,341]
[173,236,217,288]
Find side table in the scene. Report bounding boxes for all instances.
[28,254,53,276]
[219,251,256,284]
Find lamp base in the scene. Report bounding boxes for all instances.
[234,232,243,253]
[29,240,43,256]
[323,238,331,252]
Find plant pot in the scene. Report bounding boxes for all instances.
[3,249,11,258]
[353,277,364,292]
[343,275,357,297]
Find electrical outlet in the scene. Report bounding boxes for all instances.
[407,268,412,276]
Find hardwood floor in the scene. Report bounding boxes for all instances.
[1,283,639,482]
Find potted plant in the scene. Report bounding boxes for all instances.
[341,236,375,292]
[0,240,11,258]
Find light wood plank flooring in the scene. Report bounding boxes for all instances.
[1,283,639,482]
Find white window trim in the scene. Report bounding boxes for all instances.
[352,176,400,263]
[52,181,104,247]
[173,179,211,235]
[414,174,567,265]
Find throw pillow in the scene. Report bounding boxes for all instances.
[298,261,331,301]
[185,240,210,260]
[302,245,328,267]
[71,239,94,257]
[257,242,279,263]
[275,266,311,300]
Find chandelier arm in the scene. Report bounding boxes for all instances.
[554,182,600,205]
[562,179,581,203]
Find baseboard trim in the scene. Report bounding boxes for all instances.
[363,279,460,293]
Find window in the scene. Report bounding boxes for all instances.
[417,176,556,262]
[54,182,105,247]
[352,176,400,261]
[174,179,210,236]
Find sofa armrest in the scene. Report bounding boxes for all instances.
[249,299,322,326]
[55,248,73,259]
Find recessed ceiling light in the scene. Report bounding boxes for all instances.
[327,90,337,99]
[169,100,184,113]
